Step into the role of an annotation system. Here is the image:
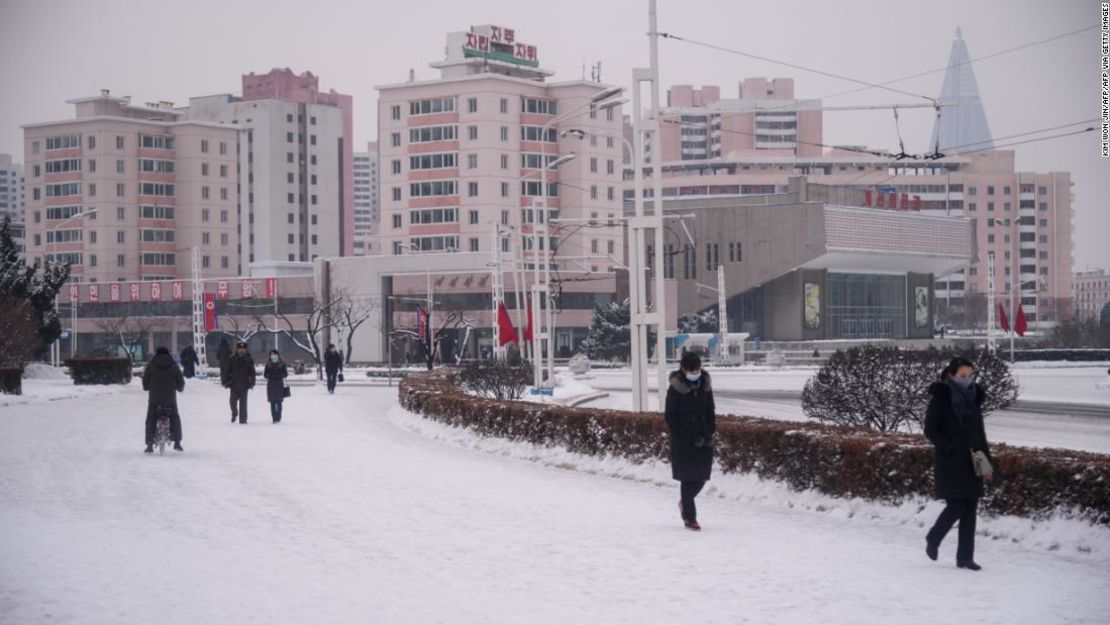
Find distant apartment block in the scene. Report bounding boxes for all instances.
[1074,269,1110,320]
[353,142,379,255]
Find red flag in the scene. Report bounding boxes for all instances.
[998,303,1011,333]
[523,296,533,342]
[497,302,518,346]
[203,293,218,331]
[417,307,427,339]
[265,278,277,299]
[1014,304,1028,337]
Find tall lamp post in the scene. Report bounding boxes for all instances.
[45,207,99,366]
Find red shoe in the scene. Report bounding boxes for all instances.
[684,519,702,531]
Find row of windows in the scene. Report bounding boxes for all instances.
[409,180,457,197]
[408,236,458,252]
[409,97,456,116]
[409,125,458,144]
[45,205,83,220]
[45,158,81,173]
[140,229,175,243]
[409,208,458,224]
[521,98,557,115]
[138,159,175,173]
[521,126,557,143]
[45,135,80,150]
[46,229,82,243]
[140,205,174,220]
[409,153,458,170]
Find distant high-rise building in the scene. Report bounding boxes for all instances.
[22,92,239,282]
[931,28,993,153]
[353,142,378,255]
[185,68,354,266]
[1073,269,1110,320]
[0,153,26,251]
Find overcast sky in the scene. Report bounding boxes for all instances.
[1,0,1105,269]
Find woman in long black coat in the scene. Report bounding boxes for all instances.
[665,351,716,531]
[263,349,289,424]
[923,356,993,571]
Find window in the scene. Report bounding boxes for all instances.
[45,182,80,197]
[501,210,509,224]
[392,187,402,201]
[46,135,80,150]
[521,126,557,142]
[467,154,478,169]
[409,153,457,170]
[45,205,83,220]
[45,229,83,243]
[116,183,125,197]
[288,192,295,204]
[141,229,175,243]
[1004,186,1011,195]
[1039,235,1048,243]
[220,210,228,223]
[117,231,126,243]
[392,242,403,255]
[201,209,210,222]
[202,187,210,200]
[728,242,742,263]
[44,159,81,174]
[501,183,510,198]
[501,154,509,169]
[683,244,697,279]
[607,187,615,201]
[115,159,125,173]
[310,194,316,205]
[521,153,559,169]
[286,132,294,143]
[590,185,598,200]
[88,183,96,197]
[1004,202,1011,212]
[590,157,598,173]
[220,233,228,246]
[500,126,509,142]
[221,256,229,269]
[1039,202,1048,211]
[522,98,558,115]
[706,243,719,271]
[607,160,615,175]
[310,135,316,146]
[409,208,458,224]
[1039,219,1048,227]
[987,202,995,212]
[968,202,976,211]
[200,139,210,153]
[117,254,126,267]
[391,160,401,174]
[287,233,295,244]
[467,97,478,113]
[409,97,456,115]
[469,238,479,252]
[409,180,458,197]
[139,159,174,173]
[468,126,478,140]
[138,134,174,150]
[220,142,227,155]
[409,236,459,252]
[468,182,479,197]
[202,256,210,269]
[408,125,457,143]
[310,174,316,185]
[220,164,228,177]
[988,234,995,243]
[392,214,401,228]
[500,98,508,114]
[520,181,557,197]
[391,132,401,147]
[391,105,401,120]
[89,254,97,267]
[469,210,479,224]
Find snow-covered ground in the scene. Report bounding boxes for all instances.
[2,377,1109,624]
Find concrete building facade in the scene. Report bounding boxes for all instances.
[0,153,25,250]
[353,141,379,255]
[22,92,240,282]
[1073,269,1110,320]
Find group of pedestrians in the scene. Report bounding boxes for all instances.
[140,340,346,450]
[665,350,992,571]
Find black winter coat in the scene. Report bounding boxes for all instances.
[923,381,992,500]
[665,370,716,482]
[142,352,185,415]
[324,350,343,374]
[180,346,198,378]
[216,341,232,369]
[263,361,288,403]
[222,353,257,391]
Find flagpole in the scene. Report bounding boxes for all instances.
[1010,242,1016,364]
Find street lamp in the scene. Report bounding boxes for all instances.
[45,207,99,366]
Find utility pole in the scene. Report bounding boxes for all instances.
[491,223,504,359]
[986,251,996,353]
[190,246,208,378]
[717,265,728,364]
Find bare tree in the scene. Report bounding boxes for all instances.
[94,316,163,363]
[334,291,379,365]
[219,314,263,344]
[391,308,475,370]
[274,288,343,379]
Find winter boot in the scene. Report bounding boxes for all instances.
[956,560,982,571]
[926,541,938,561]
[144,444,153,454]
[684,519,701,531]
[174,442,183,452]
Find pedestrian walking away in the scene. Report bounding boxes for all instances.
[216,338,232,372]
[263,349,290,424]
[179,344,199,379]
[221,341,256,424]
[324,344,343,394]
[141,346,185,453]
[665,351,716,531]
[924,356,994,571]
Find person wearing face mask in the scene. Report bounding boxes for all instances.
[665,351,716,531]
[263,349,289,424]
[923,356,994,571]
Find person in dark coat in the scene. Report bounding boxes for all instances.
[216,338,232,371]
[179,345,198,379]
[665,351,716,531]
[924,356,994,571]
[324,343,343,394]
[142,346,185,453]
[263,349,289,424]
[221,341,256,424]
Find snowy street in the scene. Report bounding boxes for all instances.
[2,378,1109,625]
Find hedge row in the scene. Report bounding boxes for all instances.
[1014,349,1110,362]
[399,371,1110,524]
[64,358,132,385]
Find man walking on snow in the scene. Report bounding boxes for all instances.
[222,341,256,424]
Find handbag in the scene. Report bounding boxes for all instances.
[337,372,345,383]
[282,382,291,399]
[972,450,993,480]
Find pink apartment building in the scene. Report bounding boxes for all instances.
[375,25,625,355]
[22,91,240,282]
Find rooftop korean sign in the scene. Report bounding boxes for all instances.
[463,25,539,68]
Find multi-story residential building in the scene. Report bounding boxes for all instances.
[353,142,379,255]
[22,91,240,282]
[1074,269,1110,320]
[185,68,353,266]
[657,78,823,161]
[375,25,624,354]
[0,153,25,250]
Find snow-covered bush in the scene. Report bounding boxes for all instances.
[65,358,132,385]
[456,359,532,401]
[399,370,1108,524]
[801,345,1018,433]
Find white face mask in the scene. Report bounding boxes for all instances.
[270,354,279,363]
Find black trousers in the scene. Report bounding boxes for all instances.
[229,388,249,423]
[680,480,706,521]
[270,400,283,423]
[927,498,978,561]
[145,409,182,444]
[326,370,339,392]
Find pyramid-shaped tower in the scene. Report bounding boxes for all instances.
[931,28,993,153]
